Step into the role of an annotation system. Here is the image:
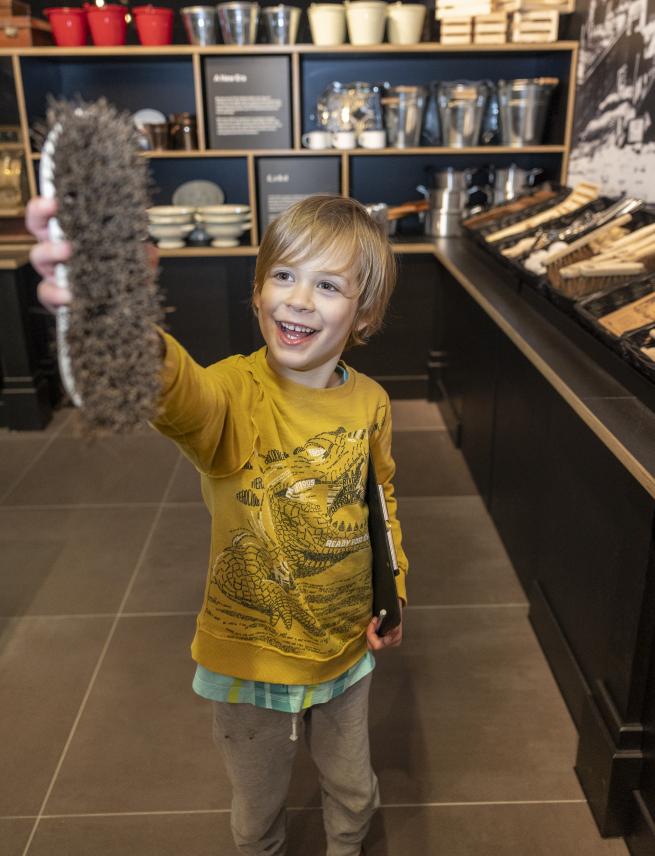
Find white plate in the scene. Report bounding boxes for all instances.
[173,180,225,207]
[133,108,167,128]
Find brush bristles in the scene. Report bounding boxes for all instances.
[48,98,164,434]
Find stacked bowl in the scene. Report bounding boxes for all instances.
[147,206,195,249]
[195,204,252,247]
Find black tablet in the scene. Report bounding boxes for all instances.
[366,455,402,637]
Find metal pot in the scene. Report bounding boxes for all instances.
[382,85,427,148]
[436,80,490,147]
[416,182,488,237]
[180,6,217,44]
[497,78,558,146]
[216,1,259,44]
[491,164,543,204]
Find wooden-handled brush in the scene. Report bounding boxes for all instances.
[39,98,164,434]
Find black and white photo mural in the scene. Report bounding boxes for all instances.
[568,0,655,201]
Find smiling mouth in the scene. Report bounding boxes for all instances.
[276,321,318,344]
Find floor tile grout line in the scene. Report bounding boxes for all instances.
[20,455,184,856]
[0,411,73,505]
[5,798,589,823]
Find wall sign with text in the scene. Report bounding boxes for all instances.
[257,157,341,235]
[204,56,292,150]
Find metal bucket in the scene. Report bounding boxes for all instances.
[216,1,259,44]
[497,78,558,146]
[181,6,217,44]
[436,80,490,147]
[382,85,427,148]
[262,4,300,43]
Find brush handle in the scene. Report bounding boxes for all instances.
[39,122,82,408]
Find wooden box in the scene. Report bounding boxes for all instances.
[436,0,492,18]
[474,11,508,41]
[0,0,31,15]
[439,15,473,41]
[496,0,574,13]
[510,9,559,41]
[0,15,51,46]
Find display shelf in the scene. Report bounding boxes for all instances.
[0,207,25,217]
[2,39,578,258]
[0,41,578,58]
[157,240,435,257]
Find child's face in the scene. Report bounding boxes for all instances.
[253,251,363,388]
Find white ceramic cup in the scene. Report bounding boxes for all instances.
[345,0,386,44]
[308,3,346,45]
[331,130,357,149]
[357,129,387,148]
[302,129,332,149]
[386,2,426,44]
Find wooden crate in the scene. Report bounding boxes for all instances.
[498,0,573,15]
[436,0,493,19]
[0,0,30,15]
[0,15,51,46]
[439,15,473,41]
[473,12,508,42]
[510,9,559,41]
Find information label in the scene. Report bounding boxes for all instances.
[204,57,292,150]
[256,158,341,235]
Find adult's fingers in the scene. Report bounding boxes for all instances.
[29,239,71,281]
[25,196,58,242]
[37,280,71,314]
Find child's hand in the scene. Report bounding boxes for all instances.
[26,196,72,314]
[366,601,403,650]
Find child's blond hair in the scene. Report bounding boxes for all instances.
[254,195,396,347]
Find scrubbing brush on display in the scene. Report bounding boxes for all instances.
[39,97,164,434]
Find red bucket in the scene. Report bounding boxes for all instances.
[44,7,88,47]
[133,5,173,45]
[84,3,128,45]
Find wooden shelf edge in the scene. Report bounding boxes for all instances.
[157,241,434,258]
[0,40,578,58]
[0,207,26,218]
[30,145,567,160]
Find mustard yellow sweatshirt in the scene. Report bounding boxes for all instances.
[152,333,408,684]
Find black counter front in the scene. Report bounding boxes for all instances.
[431,238,655,856]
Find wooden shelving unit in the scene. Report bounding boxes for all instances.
[2,40,578,256]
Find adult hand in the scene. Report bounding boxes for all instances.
[366,601,403,650]
[26,196,72,314]
[26,196,160,315]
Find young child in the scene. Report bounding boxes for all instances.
[27,194,408,856]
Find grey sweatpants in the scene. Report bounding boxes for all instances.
[212,672,379,856]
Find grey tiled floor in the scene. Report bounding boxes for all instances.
[0,404,628,856]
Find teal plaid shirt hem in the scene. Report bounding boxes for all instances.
[192,651,375,713]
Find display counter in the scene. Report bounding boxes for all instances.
[431,236,655,855]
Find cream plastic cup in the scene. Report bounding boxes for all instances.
[386,2,425,44]
[308,3,346,45]
[345,0,386,44]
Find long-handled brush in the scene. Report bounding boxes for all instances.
[39,98,164,434]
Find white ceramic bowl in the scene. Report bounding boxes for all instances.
[148,223,195,240]
[204,222,252,238]
[147,206,195,224]
[196,212,250,224]
[196,204,251,216]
